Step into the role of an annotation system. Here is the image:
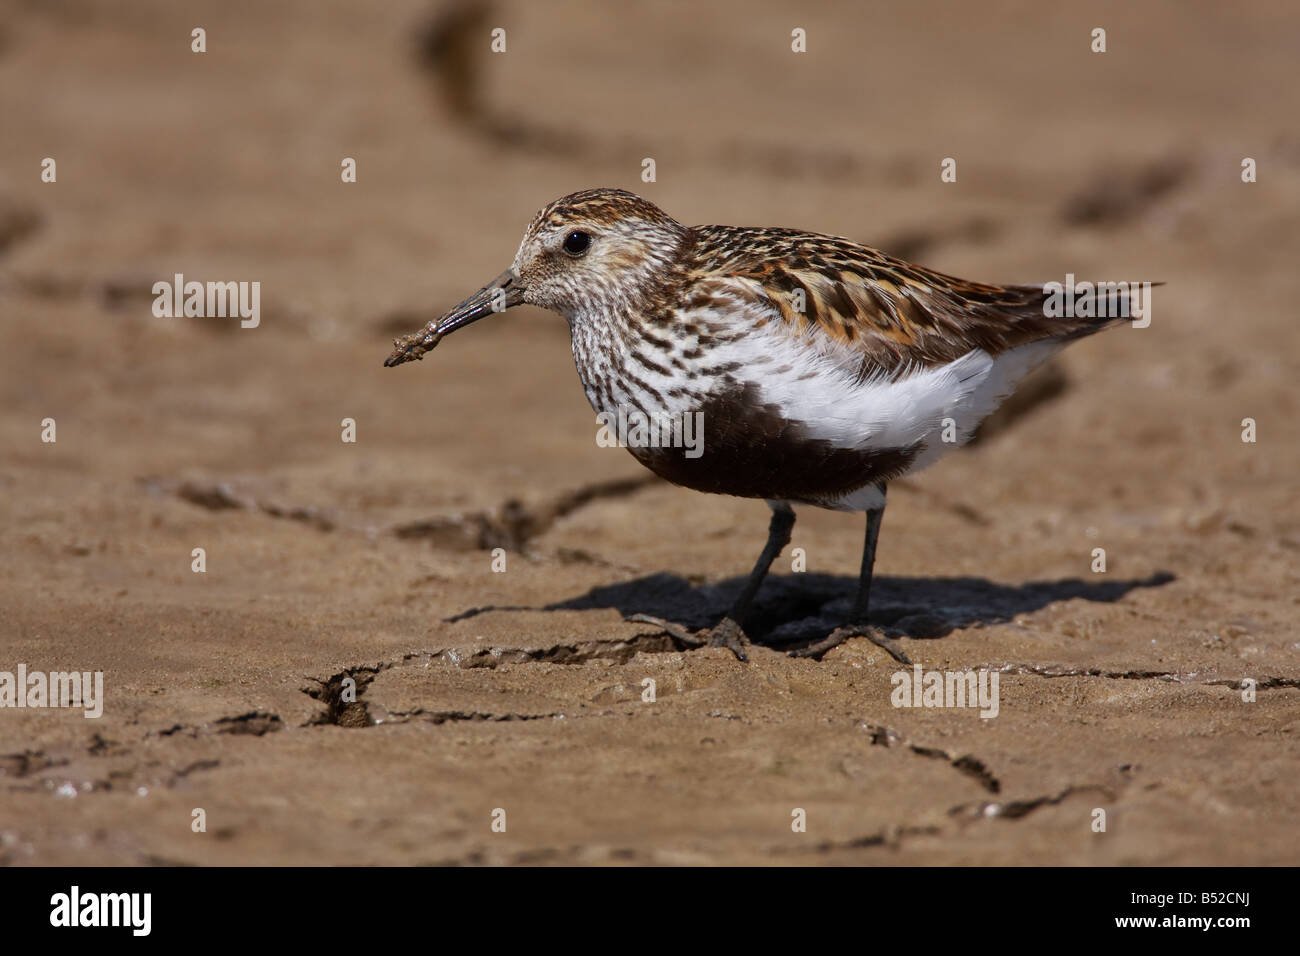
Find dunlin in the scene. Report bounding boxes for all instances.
[386,188,1134,662]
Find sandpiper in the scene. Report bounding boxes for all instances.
[385,188,1134,662]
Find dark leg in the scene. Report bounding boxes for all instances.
[727,502,795,626]
[790,488,911,663]
[627,501,795,662]
[851,504,884,620]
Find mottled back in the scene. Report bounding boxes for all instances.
[685,225,1108,376]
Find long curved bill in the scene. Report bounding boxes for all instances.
[383,267,524,367]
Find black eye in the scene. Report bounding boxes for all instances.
[562,231,592,256]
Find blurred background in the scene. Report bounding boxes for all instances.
[1,0,1296,865]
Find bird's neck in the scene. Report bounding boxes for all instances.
[568,301,666,420]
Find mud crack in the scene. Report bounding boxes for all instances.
[146,478,337,531]
[0,749,67,779]
[304,666,383,727]
[994,663,1299,689]
[392,474,657,551]
[774,824,945,856]
[168,759,222,787]
[378,709,563,725]
[154,711,284,738]
[949,784,1113,821]
[433,633,681,668]
[992,663,1183,682]
[1207,676,1300,690]
[861,723,1000,793]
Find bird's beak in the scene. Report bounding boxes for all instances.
[384,267,525,367]
[433,267,525,336]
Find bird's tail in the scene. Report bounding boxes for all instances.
[1024,279,1164,342]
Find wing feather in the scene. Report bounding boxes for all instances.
[685,225,1123,376]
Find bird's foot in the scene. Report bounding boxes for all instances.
[624,614,704,648]
[789,623,912,664]
[704,616,751,662]
[625,614,751,662]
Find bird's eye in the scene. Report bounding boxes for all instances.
[562,231,592,256]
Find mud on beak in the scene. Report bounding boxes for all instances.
[432,267,525,336]
[383,267,525,367]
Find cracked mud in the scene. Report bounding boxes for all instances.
[3,1,1298,866]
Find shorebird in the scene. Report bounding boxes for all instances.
[385,188,1134,662]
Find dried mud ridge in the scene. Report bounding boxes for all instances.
[1,748,226,796]
[0,749,67,778]
[948,784,1115,822]
[155,479,338,532]
[410,783,1127,863]
[0,713,290,798]
[993,664,1300,689]
[155,711,286,738]
[25,426,1282,856]
[156,468,1186,660]
[391,474,658,552]
[2,639,1286,863]
[380,709,563,726]
[431,635,682,669]
[15,639,1278,779]
[304,660,570,728]
[300,639,683,731]
[158,396,1075,557]
[158,473,659,555]
[294,630,1294,739]
[769,783,1121,858]
[863,723,1000,794]
[445,569,1178,656]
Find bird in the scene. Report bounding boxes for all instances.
[385,187,1136,663]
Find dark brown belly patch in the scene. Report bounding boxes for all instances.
[624,381,921,505]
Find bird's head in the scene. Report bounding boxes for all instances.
[509,187,687,321]
[385,188,687,366]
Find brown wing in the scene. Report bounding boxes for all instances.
[686,224,1120,375]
